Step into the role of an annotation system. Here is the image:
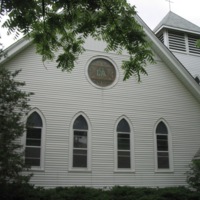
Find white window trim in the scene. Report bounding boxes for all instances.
[164,30,169,47]
[69,112,92,172]
[23,108,46,171]
[114,116,135,173]
[154,119,174,173]
[185,33,189,53]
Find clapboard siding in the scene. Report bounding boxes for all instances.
[4,37,200,188]
[172,51,200,76]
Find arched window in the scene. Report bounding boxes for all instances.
[156,121,169,169]
[25,111,43,167]
[73,115,88,168]
[117,119,131,169]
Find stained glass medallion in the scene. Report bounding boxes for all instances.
[88,58,116,87]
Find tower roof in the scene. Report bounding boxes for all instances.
[154,11,200,34]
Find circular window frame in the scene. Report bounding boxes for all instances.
[85,56,119,89]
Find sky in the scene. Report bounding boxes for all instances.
[1,0,200,48]
[128,0,200,29]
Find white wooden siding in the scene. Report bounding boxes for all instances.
[4,37,200,188]
[172,52,200,77]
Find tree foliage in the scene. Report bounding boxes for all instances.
[187,159,200,192]
[1,185,200,200]
[0,67,33,185]
[196,40,200,48]
[0,0,154,81]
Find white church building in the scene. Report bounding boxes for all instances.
[1,12,200,188]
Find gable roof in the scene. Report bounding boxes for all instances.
[154,11,200,35]
[1,14,200,103]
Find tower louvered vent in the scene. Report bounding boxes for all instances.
[168,31,186,52]
[158,33,164,44]
[188,35,200,55]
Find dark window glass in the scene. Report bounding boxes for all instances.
[25,147,40,158]
[157,152,169,169]
[156,121,168,134]
[27,112,43,127]
[117,119,130,132]
[25,158,40,166]
[25,147,41,167]
[27,128,41,139]
[157,135,168,151]
[26,139,41,146]
[73,150,87,167]
[118,151,131,168]
[73,115,88,130]
[74,131,87,148]
[26,128,41,146]
[118,134,130,150]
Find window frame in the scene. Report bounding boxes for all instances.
[24,108,46,171]
[154,119,173,173]
[69,112,91,172]
[114,116,135,172]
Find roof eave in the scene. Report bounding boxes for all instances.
[155,25,200,35]
[0,37,32,65]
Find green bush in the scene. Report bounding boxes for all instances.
[0,182,35,200]
[187,159,200,192]
[110,186,156,200]
[0,67,33,186]
[1,185,200,200]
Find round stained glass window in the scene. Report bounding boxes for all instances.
[88,58,116,87]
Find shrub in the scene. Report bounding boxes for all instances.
[0,67,33,199]
[0,67,33,186]
[187,159,200,192]
[0,185,200,200]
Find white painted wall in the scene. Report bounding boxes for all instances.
[4,37,200,188]
[172,51,200,78]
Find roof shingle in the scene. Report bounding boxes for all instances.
[154,11,200,34]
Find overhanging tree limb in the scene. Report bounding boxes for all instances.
[1,0,155,81]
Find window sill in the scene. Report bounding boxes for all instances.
[27,167,45,172]
[114,169,135,173]
[155,169,174,173]
[68,168,92,173]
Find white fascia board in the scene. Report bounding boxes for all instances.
[0,37,32,65]
[154,25,200,36]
